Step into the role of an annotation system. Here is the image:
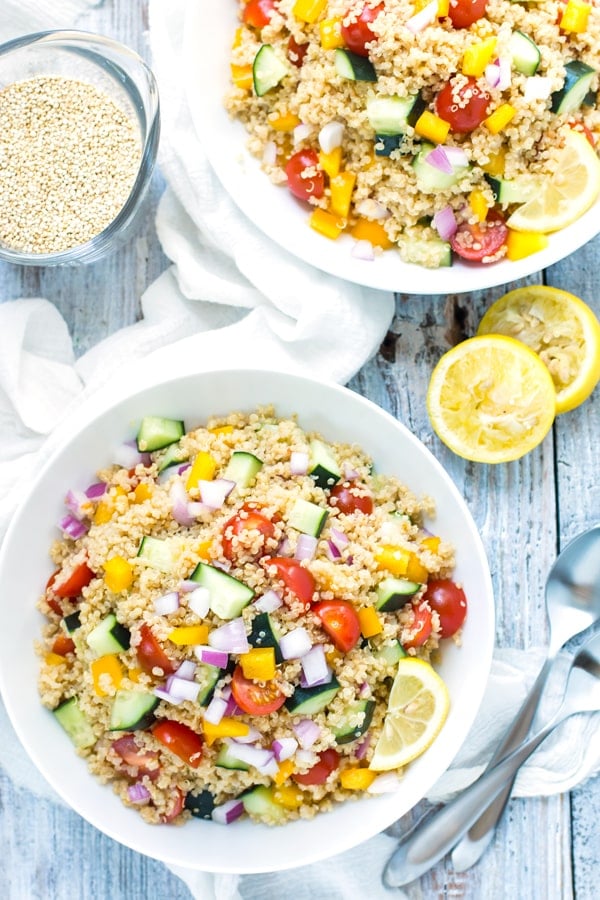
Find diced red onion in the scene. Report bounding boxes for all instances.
[179,579,199,592]
[113,440,150,469]
[198,478,235,509]
[153,591,180,616]
[168,676,201,703]
[175,660,197,681]
[272,737,298,761]
[65,489,91,520]
[276,537,293,557]
[330,527,349,549]
[485,62,501,88]
[498,56,512,90]
[257,757,280,777]
[318,121,344,153]
[59,514,89,540]
[225,739,274,769]
[444,146,469,168]
[157,465,180,484]
[170,481,195,527]
[359,681,371,698]
[154,686,182,705]
[84,481,107,500]
[209,618,249,653]
[355,734,371,760]
[346,555,354,566]
[194,645,229,668]
[342,463,359,481]
[406,0,438,34]
[351,239,375,262]
[188,586,210,618]
[187,501,211,518]
[254,590,283,613]
[233,725,262,745]
[224,695,243,717]
[290,451,309,475]
[211,559,232,573]
[367,772,402,794]
[127,782,151,804]
[524,76,552,101]
[204,695,227,725]
[293,123,313,146]
[354,198,390,220]
[295,534,318,562]
[280,626,312,660]
[293,718,321,749]
[326,540,342,561]
[426,145,453,175]
[212,798,245,825]
[301,644,329,686]
[262,140,277,166]
[295,748,318,769]
[432,205,458,241]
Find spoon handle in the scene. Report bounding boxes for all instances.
[383,713,563,889]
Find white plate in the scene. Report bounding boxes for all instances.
[184,2,600,295]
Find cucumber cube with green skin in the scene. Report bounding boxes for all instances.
[288,497,328,537]
[190,562,254,620]
[335,48,377,82]
[137,536,177,573]
[196,663,222,706]
[248,612,283,663]
[253,44,289,97]
[376,577,421,611]
[308,439,341,489]
[109,690,159,731]
[136,416,184,452]
[285,678,340,715]
[86,612,130,657]
[53,697,96,749]
[242,785,287,823]
[333,699,375,744]
[224,451,263,487]
[373,639,407,666]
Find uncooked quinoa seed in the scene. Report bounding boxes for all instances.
[0,76,141,254]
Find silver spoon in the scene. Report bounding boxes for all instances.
[383,628,600,888]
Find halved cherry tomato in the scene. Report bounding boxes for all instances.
[51,634,76,656]
[328,483,373,515]
[423,579,467,638]
[242,0,277,29]
[403,604,433,649]
[49,561,95,599]
[161,787,185,823]
[435,77,490,134]
[136,623,176,676]
[111,735,160,779]
[450,210,508,263]
[152,720,204,768]
[312,599,361,652]
[341,3,384,57]
[264,557,316,604]
[222,503,277,560]
[285,149,325,202]
[231,664,286,715]
[293,749,340,786]
[447,0,488,29]
[288,34,309,68]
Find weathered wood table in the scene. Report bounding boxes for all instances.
[1,1,598,897]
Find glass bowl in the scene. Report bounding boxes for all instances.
[0,30,160,266]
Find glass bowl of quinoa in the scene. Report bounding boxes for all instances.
[0,30,160,266]
[0,368,494,873]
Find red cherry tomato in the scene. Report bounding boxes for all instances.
[403,604,433,649]
[136,623,176,676]
[328,483,373,515]
[231,665,286,715]
[293,749,341,786]
[312,599,361,653]
[152,720,204,768]
[51,634,76,656]
[341,3,384,57]
[435,77,490,134]
[161,787,186,823]
[287,34,309,68]
[242,0,277,28]
[423,579,467,638]
[285,149,325,202]
[265,557,317,604]
[222,503,277,560]
[50,561,95,599]
[111,735,160,779]
[447,0,488,29]
[450,210,508,263]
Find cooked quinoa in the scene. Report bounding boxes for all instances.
[37,408,464,826]
[226,0,600,267]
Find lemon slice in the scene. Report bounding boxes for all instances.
[507,130,600,233]
[369,658,450,772]
[426,335,556,463]
[477,286,600,414]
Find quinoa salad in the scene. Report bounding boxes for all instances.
[37,409,468,826]
[226,0,600,268]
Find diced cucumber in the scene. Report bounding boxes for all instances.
[485,174,539,205]
[288,497,328,537]
[224,451,263,487]
[551,60,597,115]
[366,93,426,135]
[375,133,406,156]
[157,442,189,474]
[308,439,341,489]
[373,639,407,666]
[137,536,176,573]
[285,677,340,714]
[136,416,185,453]
[185,789,216,819]
[253,44,289,96]
[509,31,540,76]
[109,690,159,731]
[412,143,470,192]
[376,577,421,612]
[242,785,287,823]
[196,663,222,706]
[53,697,96,749]
[399,237,452,268]
[333,699,375,744]
[248,611,283,663]
[86,612,131,657]
[216,743,251,772]
[190,562,254,620]
[335,48,377,82]
[63,611,81,633]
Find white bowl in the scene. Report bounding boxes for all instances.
[185,3,600,295]
[0,368,494,872]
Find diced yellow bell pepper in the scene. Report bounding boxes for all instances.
[274,758,297,785]
[319,17,344,49]
[128,667,142,683]
[462,37,497,78]
[421,535,441,554]
[186,451,217,492]
[202,717,250,746]
[239,647,277,681]
[469,189,489,222]
[560,0,591,33]
[195,539,213,561]
[340,767,377,790]
[273,783,305,808]
[293,0,327,24]
[209,424,234,435]
[269,112,301,132]
[103,556,134,592]
[414,111,450,144]
[168,625,209,646]
[484,104,516,135]
[133,482,153,504]
[437,0,449,15]
[310,207,346,240]
[230,63,253,92]
[232,27,244,50]
[319,146,342,178]
[482,147,506,176]
[358,606,383,638]
[91,654,123,696]
[506,229,549,261]
[350,218,393,249]
[93,501,113,525]
[375,545,429,582]
[45,652,67,666]
[325,648,342,666]
[330,171,357,218]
